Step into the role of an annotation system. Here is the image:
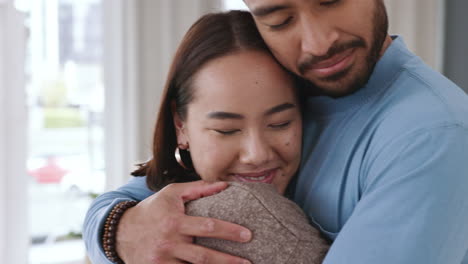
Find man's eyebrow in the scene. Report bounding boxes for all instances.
[207,112,244,120]
[251,4,289,17]
[264,103,296,116]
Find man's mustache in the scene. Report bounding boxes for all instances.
[298,39,366,75]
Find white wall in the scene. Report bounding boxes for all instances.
[0,1,28,263]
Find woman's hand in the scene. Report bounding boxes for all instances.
[115,180,252,264]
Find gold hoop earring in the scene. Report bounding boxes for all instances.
[175,147,188,169]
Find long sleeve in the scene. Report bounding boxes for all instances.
[322,125,468,264]
[83,176,154,263]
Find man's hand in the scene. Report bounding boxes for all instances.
[115,181,252,264]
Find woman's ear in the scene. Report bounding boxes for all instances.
[172,101,188,147]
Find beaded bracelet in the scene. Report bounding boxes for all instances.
[102,200,138,264]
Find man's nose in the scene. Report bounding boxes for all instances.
[239,132,273,166]
[300,15,339,57]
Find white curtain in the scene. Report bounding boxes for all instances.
[0,1,28,263]
[385,0,445,71]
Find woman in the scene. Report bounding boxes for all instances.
[131,10,302,195]
[97,10,329,264]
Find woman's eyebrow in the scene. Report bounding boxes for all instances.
[264,103,296,116]
[207,112,244,120]
[206,103,295,120]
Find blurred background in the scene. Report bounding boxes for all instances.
[0,0,466,263]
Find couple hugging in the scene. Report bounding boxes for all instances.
[85,1,468,264]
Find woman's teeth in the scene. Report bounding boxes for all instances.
[232,169,276,183]
[244,175,266,181]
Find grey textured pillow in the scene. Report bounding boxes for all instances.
[186,182,329,264]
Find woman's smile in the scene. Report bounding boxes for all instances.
[229,168,279,184]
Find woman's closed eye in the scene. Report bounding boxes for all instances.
[211,120,292,135]
[320,0,341,7]
[269,121,291,129]
[213,129,240,135]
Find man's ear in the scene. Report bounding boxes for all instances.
[172,101,188,146]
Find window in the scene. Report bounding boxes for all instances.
[4,1,226,263]
[22,0,106,263]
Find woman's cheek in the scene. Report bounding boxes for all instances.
[191,138,235,181]
[283,124,302,163]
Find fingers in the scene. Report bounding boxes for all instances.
[163,180,229,202]
[174,243,251,264]
[146,181,252,264]
[161,181,252,242]
[179,215,252,243]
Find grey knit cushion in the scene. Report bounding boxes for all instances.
[186,182,329,264]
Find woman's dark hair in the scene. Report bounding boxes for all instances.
[131,10,275,191]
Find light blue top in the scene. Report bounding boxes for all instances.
[84,176,154,263]
[84,37,468,263]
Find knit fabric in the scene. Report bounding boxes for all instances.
[186,182,329,264]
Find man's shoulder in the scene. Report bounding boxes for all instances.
[355,60,468,157]
[375,59,468,133]
[373,37,468,129]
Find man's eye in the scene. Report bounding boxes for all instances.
[269,16,293,30]
[269,121,291,129]
[214,129,240,135]
[320,0,340,6]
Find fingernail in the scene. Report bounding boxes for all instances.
[242,260,251,264]
[240,230,251,242]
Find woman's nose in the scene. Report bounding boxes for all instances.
[239,132,273,166]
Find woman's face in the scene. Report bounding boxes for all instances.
[174,50,302,194]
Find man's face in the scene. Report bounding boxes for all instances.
[244,0,389,97]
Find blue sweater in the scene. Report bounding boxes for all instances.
[84,37,468,263]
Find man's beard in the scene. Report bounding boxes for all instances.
[299,0,389,97]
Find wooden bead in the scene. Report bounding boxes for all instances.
[102,200,138,263]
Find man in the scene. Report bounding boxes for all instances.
[84,0,468,263]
